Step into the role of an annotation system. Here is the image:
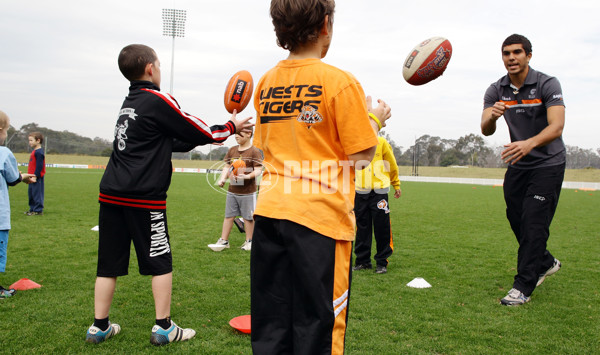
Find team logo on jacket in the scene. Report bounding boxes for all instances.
[114,119,129,151]
[377,199,390,214]
[119,108,138,120]
[297,105,323,129]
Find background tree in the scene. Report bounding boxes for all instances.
[379,131,403,163]
[440,149,461,167]
[454,133,491,166]
[6,122,112,156]
[566,145,600,169]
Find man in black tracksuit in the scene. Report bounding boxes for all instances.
[481,34,565,307]
[86,44,253,346]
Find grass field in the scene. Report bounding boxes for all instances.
[12,153,600,182]
[1,168,598,354]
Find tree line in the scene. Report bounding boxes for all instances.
[382,132,600,169]
[5,123,600,169]
[6,123,113,157]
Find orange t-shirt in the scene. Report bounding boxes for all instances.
[253,58,378,240]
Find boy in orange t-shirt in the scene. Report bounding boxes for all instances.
[250,1,392,353]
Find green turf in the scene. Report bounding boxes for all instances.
[1,168,598,354]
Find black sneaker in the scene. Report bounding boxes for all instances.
[375,266,387,274]
[352,264,372,271]
[233,218,245,233]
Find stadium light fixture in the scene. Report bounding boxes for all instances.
[162,9,186,94]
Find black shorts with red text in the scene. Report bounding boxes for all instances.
[97,204,172,277]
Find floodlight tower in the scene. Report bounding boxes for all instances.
[162,9,186,94]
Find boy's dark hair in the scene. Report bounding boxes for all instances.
[502,34,532,55]
[270,0,335,52]
[118,44,158,81]
[29,131,44,144]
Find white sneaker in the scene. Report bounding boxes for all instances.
[85,322,121,343]
[537,258,561,286]
[215,238,230,248]
[150,321,196,346]
[500,288,530,306]
[240,240,252,251]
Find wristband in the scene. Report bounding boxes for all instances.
[228,120,237,134]
[368,113,382,131]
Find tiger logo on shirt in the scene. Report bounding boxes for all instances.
[297,105,323,129]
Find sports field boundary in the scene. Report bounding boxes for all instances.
[32,163,599,190]
[399,175,599,190]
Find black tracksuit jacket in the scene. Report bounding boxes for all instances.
[99,81,236,209]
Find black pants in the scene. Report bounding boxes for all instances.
[503,163,564,296]
[353,190,393,268]
[250,216,352,355]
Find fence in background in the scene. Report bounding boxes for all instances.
[24,163,599,191]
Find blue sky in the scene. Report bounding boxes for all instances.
[2,0,598,152]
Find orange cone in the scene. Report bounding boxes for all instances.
[229,315,251,334]
[9,278,42,290]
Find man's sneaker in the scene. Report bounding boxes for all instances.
[375,266,387,274]
[500,288,530,306]
[26,211,43,216]
[352,264,372,271]
[233,218,245,233]
[85,322,121,343]
[215,238,230,248]
[0,288,16,299]
[537,258,561,286]
[240,240,252,251]
[150,321,196,346]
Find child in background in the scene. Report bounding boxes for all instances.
[0,110,37,298]
[353,132,401,275]
[216,130,263,251]
[26,132,45,216]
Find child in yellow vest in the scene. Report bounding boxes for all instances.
[353,134,401,274]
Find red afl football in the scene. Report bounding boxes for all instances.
[224,70,254,113]
[402,37,452,86]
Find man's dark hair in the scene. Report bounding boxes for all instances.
[118,44,157,81]
[270,0,335,53]
[502,34,532,55]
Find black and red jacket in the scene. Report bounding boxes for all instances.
[99,81,236,209]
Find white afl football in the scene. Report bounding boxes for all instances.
[403,37,452,86]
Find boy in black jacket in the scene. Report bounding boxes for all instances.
[86,44,252,345]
